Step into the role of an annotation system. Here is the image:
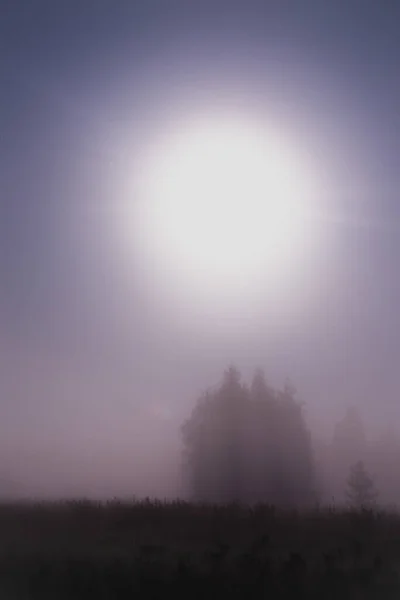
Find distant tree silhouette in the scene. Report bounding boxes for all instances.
[369,428,400,505]
[181,365,249,503]
[181,366,316,506]
[272,382,316,506]
[345,460,378,508]
[245,368,277,503]
[325,406,368,504]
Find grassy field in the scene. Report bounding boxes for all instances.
[0,498,399,598]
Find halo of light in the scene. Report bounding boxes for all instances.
[124,111,319,302]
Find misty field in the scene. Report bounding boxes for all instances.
[0,500,399,598]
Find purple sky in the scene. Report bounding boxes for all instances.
[1,0,400,496]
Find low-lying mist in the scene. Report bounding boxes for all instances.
[2,359,399,509]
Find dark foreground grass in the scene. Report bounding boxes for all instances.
[0,499,399,598]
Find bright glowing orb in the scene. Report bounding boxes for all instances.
[132,113,317,294]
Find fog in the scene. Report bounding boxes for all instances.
[2,330,400,507]
[2,1,400,508]
[1,332,182,500]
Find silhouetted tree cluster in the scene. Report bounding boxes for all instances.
[316,406,385,506]
[181,366,316,506]
[318,406,368,504]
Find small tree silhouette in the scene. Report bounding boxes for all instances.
[345,460,378,508]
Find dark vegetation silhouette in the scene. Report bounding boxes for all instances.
[346,461,378,509]
[181,366,316,506]
[0,499,399,599]
[315,405,399,508]
[3,364,400,598]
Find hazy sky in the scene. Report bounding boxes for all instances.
[1,0,400,495]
